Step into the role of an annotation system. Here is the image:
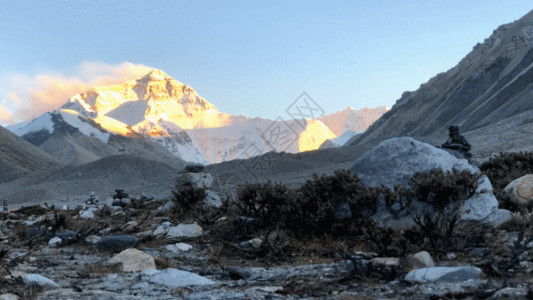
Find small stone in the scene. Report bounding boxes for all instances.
[166,224,203,238]
[407,251,435,270]
[85,235,101,244]
[22,273,59,287]
[79,207,99,219]
[0,293,20,300]
[165,242,193,252]
[239,237,262,249]
[48,237,62,247]
[153,222,172,236]
[204,190,222,208]
[446,253,457,260]
[56,230,76,241]
[107,248,156,272]
[97,235,139,251]
[404,266,482,283]
[226,266,253,280]
[370,257,400,267]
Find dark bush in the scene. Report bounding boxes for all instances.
[409,168,479,210]
[171,184,206,219]
[480,152,533,210]
[230,168,484,259]
[286,170,377,235]
[237,181,292,229]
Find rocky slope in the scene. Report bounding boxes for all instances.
[0,125,60,183]
[351,9,533,152]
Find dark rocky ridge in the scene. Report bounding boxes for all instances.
[351,10,533,150]
[0,125,60,183]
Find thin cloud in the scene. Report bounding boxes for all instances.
[1,62,153,125]
[0,104,13,123]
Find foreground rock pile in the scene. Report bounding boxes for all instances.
[2,139,533,299]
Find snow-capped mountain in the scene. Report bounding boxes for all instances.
[8,70,385,164]
[318,106,389,136]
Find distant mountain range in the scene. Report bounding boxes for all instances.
[351,9,533,155]
[7,70,386,165]
[4,10,533,206]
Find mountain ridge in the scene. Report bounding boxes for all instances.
[351,9,533,152]
[8,70,386,164]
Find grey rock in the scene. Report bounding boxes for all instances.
[38,289,140,300]
[350,137,478,189]
[153,221,172,236]
[79,207,99,219]
[25,227,46,239]
[0,294,20,300]
[445,253,457,260]
[476,175,493,194]
[407,251,435,270]
[155,200,175,213]
[107,248,155,272]
[204,190,222,208]
[143,268,215,288]
[55,230,76,241]
[482,209,513,227]
[165,242,193,252]
[166,224,203,238]
[226,266,253,280]
[370,257,400,267]
[404,266,482,283]
[489,287,528,299]
[97,235,139,251]
[460,193,498,221]
[48,237,62,247]
[468,247,493,257]
[503,174,533,205]
[22,273,59,288]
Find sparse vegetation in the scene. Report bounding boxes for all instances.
[481,152,533,210]
[171,184,206,220]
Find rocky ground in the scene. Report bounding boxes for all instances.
[3,139,533,299]
[2,196,533,300]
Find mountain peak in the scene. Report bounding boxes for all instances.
[139,69,174,82]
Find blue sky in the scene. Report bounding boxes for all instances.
[1,1,532,125]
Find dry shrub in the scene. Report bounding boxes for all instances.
[480,151,533,210]
[171,184,206,221]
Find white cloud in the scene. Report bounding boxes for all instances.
[1,61,154,125]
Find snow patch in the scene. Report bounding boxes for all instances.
[58,109,110,143]
[7,112,55,136]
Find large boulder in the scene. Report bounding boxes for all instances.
[350,137,477,189]
[503,174,533,205]
[350,137,511,230]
